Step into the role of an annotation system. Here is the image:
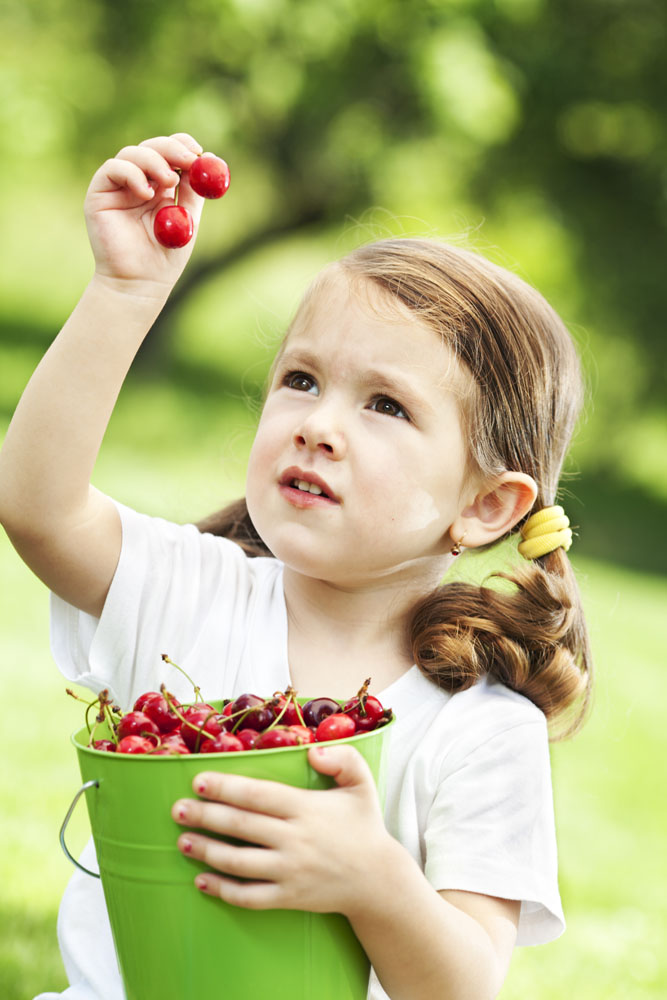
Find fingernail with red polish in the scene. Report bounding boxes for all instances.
[195,875,207,891]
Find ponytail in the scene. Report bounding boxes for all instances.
[409,544,592,740]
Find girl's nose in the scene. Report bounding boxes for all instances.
[293,409,347,459]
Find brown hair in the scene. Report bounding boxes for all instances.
[198,238,592,739]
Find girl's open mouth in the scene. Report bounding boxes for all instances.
[278,468,339,505]
[290,477,327,497]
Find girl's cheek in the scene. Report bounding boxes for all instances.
[400,487,443,532]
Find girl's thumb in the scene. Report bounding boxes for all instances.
[307,743,373,788]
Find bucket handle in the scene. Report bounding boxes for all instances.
[59,779,101,879]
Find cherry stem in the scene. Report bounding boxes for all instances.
[66,688,91,704]
[289,687,306,727]
[342,677,372,718]
[161,653,202,702]
[264,687,300,731]
[266,700,286,729]
[99,690,121,738]
[159,686,214,741]
[67,687,121,743]
[160,685,183,717]
[87,718,102,747]
[66,688,101,734]
[228,705,261,733]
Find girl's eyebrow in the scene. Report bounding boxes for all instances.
[274,347,320,371]
[359,369,433,415]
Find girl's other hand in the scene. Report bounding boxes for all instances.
[172,744,397,917]
[84,133,206,296]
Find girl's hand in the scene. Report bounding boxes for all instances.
[172,745,395,917]
[84,133,206,295]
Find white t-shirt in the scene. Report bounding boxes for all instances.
[40,502,565,1000]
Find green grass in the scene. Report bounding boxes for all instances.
[503,558,667,997]
[0,412,665,997]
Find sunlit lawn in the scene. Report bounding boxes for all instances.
[1,404,665,999]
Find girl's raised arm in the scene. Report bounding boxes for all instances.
[0,134,205,617]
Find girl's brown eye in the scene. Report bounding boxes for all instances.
[369,396,408,420]
[284,371,318,394]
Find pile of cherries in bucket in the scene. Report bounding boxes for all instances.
[70,655,393,755]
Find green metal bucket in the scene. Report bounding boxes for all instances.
[62,703,394,1000]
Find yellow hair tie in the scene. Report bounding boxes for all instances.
[518,505,573,560]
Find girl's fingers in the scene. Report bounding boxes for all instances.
[177,832,280,883]
[91,158,157,200]
[138,134,202,171]
[190,771,303,819]
[168,131,205,155]
[307,743,375,790]
[115,145,181,191]
[172,797,284,847]
[194,872,284,911]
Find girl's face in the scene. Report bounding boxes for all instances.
[245,268,475,588]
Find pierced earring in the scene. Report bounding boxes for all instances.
[450,532,466,557]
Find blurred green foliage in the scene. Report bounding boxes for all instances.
[1,0,665,569]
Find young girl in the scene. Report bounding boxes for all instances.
[0,133,591,1000]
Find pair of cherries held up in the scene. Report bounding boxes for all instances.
[153,153,230,249]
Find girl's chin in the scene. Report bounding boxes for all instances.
[262,541,353,584]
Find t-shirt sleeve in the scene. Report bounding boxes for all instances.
[49,500,282,708]
[423,717,565,947]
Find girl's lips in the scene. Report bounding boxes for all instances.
[278,467,340,505]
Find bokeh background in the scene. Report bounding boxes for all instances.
[1,0,665,996]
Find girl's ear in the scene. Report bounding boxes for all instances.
[450,472,538,550]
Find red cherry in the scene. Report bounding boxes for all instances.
[150,743,190,755]
[343,694,384,721]
[302,697,340,728]
[315,713,357,742]
[142,692,182,733]
[153,206,193,248]
[274,698,305,727]
[157,733,190,755]
[228,693,275,732]
[188,154,230,199]
[199,732,244,753]
[133,690,160,713]
[161,732,189,746]
[117,711,160,741]
[117,735,156,754]
[343,694,386,732]
[289,725,316,744]
[343,682,387,733]
[92,739,116,752]
[350,714,377,733]
[255,727,301,750]
[180,706,224,751]
[236,728,260,750]
[190,703,217,714]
